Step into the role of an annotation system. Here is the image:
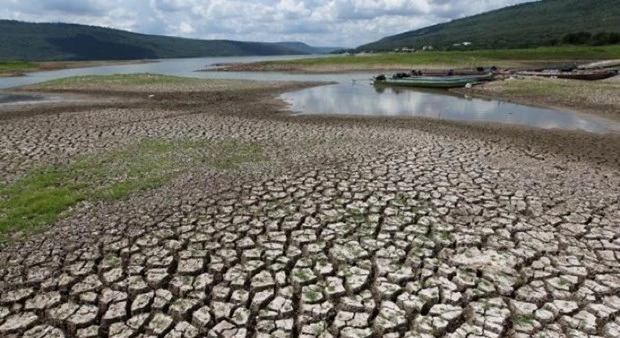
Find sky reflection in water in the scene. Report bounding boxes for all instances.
[281,83,612,134]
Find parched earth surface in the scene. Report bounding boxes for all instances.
[1,79,620,338]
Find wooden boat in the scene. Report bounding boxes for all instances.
[516,70,618,81]
[373,73,494,89]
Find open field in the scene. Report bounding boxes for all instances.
[0,74,619,337]
[212,45,620,73]
[0,60,154,77]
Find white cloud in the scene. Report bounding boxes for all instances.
[178,22,195,34]
[0,0,535,47]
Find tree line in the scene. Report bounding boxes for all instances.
[562,32,620,46]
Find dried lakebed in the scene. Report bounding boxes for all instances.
[0,75,619,338]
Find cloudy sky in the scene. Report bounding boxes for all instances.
[0,0,535,47]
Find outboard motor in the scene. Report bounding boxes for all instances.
[375,74,386,81]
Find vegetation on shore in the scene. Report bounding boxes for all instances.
[0,60,37,71]
[33,73,202,88]
[0,138,264,239]
[0,60,156,77]
[249,45,620,70]
[0,60,37,76]
[25,73,282,94]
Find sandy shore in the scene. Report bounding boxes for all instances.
[0,77,619,337]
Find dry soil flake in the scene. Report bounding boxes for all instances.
[22,325,65,338]
[0,312,39,334]
[67,304,99,332]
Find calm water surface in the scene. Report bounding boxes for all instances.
[281,83,616,134]
[0,56,616,133]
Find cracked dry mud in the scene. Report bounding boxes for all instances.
[1,78,620,338]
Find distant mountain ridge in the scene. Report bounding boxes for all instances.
[0,20,339,61]
[357,0,620,51]
[274,42,342,55]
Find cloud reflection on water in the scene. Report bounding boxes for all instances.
[281,83,609,134]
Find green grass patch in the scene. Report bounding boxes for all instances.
[263,45,620,67]
[0,60,37,71]
[33,73,202,88]
[0,138,264,239]
[0,60,38,74]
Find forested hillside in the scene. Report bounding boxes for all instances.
[0,20,334,61]
[357,0,620,52]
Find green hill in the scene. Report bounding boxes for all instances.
[0,20,335,61]
[357,0,620,52]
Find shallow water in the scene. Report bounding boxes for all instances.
[280,83,614,134]
[0,56,616,133]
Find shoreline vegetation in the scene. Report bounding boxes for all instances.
[0,59,155,77]
[204,45,620,73]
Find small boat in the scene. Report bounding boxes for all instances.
[373,73,494,89]
[516,70,618,81]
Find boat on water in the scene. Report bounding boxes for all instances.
[516,69,618,81]
[373,73,495,89]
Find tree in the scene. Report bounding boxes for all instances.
[591,32,610,45]
[562,32,592,45]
